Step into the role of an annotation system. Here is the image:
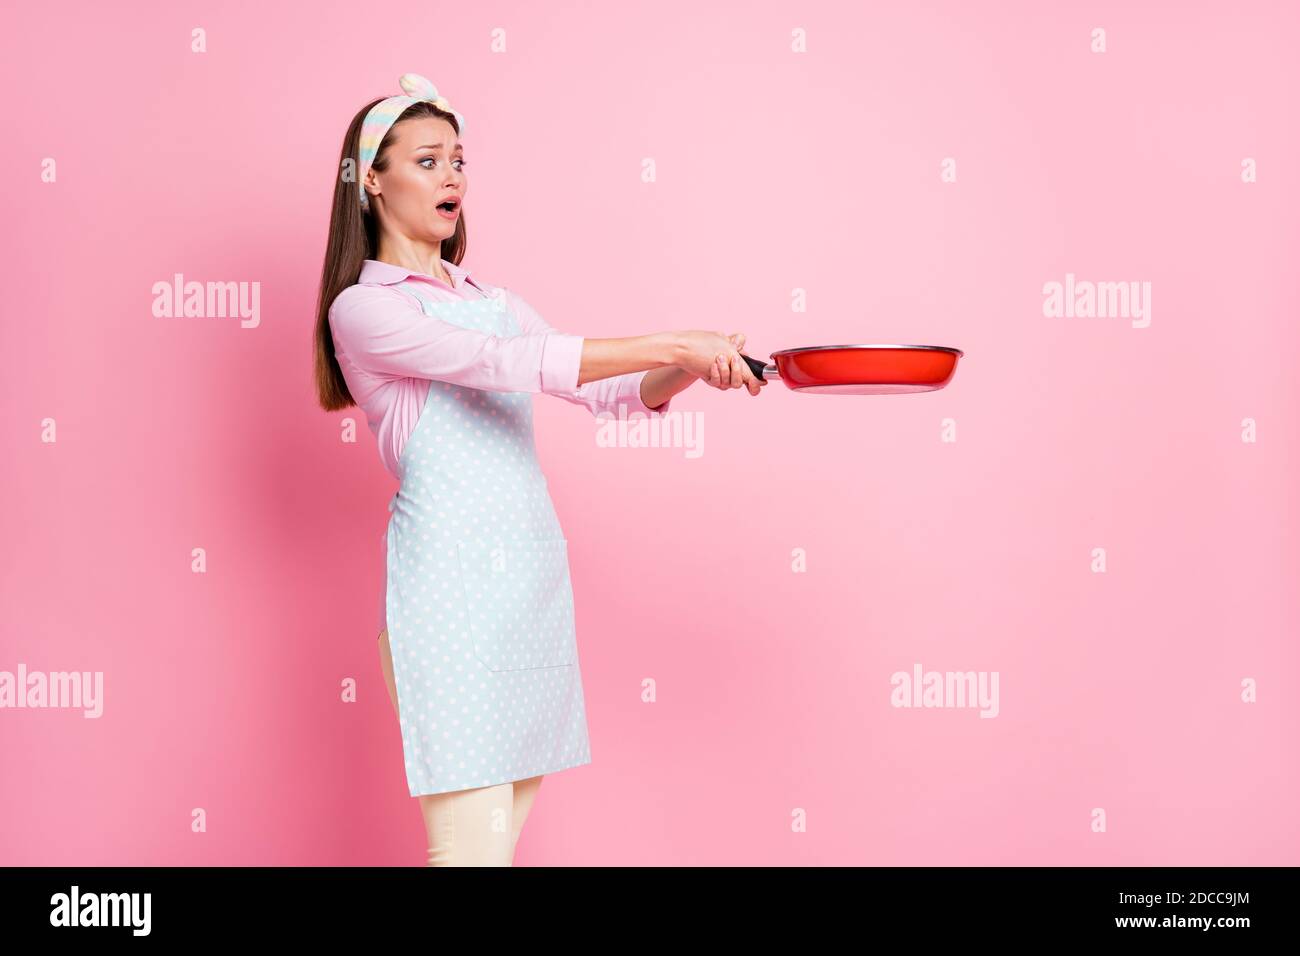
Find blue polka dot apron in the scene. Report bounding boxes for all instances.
[383,282,592,797]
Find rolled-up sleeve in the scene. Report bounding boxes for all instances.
[502,287,673,417]
[329,284,585,396]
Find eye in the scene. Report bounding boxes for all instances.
[419,157,469,170]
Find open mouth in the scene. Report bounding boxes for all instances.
[437,200,460,213]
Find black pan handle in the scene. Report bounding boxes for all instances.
[740,353,778,381]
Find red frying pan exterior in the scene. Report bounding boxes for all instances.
[740,344,963,394]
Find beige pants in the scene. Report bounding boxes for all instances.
[379,628,544,866]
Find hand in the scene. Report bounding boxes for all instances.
[675,330,767,395]
[711,333,767,395]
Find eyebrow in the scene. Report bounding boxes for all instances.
[415,144,463,152]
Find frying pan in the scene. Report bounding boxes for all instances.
[738,344,964,394]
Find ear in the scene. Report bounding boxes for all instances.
[362,166,380,203]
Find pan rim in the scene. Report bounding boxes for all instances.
[770,343,964,358]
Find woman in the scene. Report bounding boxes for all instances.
[313,73,764,866]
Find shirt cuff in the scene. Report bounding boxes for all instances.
[539,333,584,394]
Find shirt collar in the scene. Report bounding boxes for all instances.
[358,257,474,292]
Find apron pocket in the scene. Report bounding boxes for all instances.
[456,539,577,671]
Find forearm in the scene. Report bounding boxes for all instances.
[638,366,696,411]
[576,332,682,386]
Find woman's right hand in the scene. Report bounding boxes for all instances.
[674,330,766,395]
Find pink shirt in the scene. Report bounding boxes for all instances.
[329,258,672,479]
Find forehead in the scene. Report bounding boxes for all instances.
[394,115,461,150]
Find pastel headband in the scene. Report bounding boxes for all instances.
[357,73,466,211]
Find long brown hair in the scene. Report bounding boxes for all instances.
[313,98,468,411]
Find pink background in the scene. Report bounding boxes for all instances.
[2,0,1297,865]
